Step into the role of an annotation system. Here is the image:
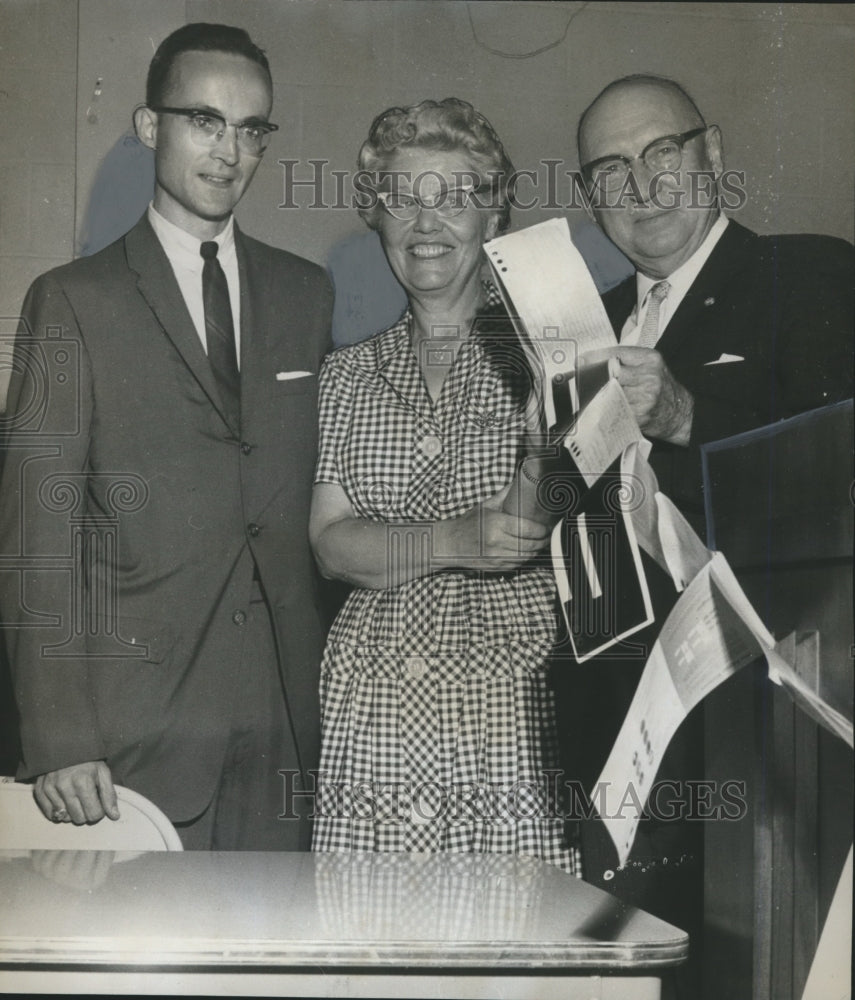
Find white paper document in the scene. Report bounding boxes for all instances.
[564,378,643,488]
[483,218,617,428]
[654,492,713,591]
[595,545,853,865]
[620,442,712,591]
[595,552,771,865]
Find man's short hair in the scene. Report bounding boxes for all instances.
[577,74,706,154]
[146,22,272,107]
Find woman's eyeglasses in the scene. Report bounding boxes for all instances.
[377,183,489,220]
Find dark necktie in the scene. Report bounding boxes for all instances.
[200,240,240,432]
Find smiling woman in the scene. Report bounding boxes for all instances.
[372,146,498,306]
[308,99,579,873]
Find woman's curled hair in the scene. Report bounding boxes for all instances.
[357,97,515,233]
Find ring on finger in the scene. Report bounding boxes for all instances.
[51,807,69,822]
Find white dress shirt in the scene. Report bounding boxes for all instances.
[621,214,729,347]
[147,204,241,367]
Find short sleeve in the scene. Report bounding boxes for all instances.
[314,353,351,486]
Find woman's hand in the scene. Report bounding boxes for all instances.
[433,502,551,572]
[310,482,551,590]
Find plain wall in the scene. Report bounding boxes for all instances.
[200,1,855,261]
[0,0,78,330]
[1,0,853,401]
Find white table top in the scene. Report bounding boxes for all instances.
[0,850,687,970]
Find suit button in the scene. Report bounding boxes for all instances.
[232,610,246,626]
[405,656,428,679]
[247,522,261,537]
[241,442,253,455]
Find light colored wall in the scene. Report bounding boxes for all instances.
[0,0,77,326]
[190,0,855,261]
[75,0,185,253]
[1,1,853,400]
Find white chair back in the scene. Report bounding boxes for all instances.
[0,777,183,850]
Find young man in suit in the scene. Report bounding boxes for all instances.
[576,73,853,526]
[0,23,332,849]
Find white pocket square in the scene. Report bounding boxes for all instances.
[276,370,313,381]
[704,353,744,366]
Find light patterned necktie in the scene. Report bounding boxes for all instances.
[636,280,671,348]
[200,240,240,432]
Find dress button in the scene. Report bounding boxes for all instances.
[240,441,253,455]
[419,434,442,458]
[232,610,246,626]
[247,522,261,537]
[406,656,428,679]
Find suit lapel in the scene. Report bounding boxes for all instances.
[655,220,757,362]
[124,216,234,432]
[236,225,268,437]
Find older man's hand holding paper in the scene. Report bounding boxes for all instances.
[581,346,695,446]
[484,217,693,446]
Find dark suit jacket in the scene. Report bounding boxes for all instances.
[554,219,853,941]
[0,215,332,822]
[603,219,854,527]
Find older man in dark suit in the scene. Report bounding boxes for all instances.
[0,23,332,850]
[577,73,853,524]
[554,74,852,994]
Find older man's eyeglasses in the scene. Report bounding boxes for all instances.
[150,106,279,156]
[582,126,710,191]
[377,184,487,221]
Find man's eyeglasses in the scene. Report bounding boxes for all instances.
[149,106,279,156]
[581,126,711,191]
[377,183,489,221]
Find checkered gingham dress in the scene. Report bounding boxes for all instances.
[312,289,580,876]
